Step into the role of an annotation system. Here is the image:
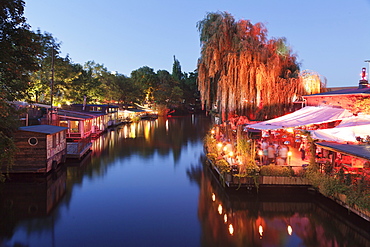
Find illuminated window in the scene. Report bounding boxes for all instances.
[70,121,79,133]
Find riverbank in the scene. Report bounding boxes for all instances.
[203,126,370,223]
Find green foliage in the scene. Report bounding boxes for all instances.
[215,159,230,173]
[260,165,294,177]
[171,55,183,82]
[204,133,217,154]
[131,66,159,102]
[0,0,41,168]
[319,176,347,198]
[206,153,217,162]
[306,167,370,211]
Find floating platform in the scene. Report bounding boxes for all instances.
[206,158,311,190]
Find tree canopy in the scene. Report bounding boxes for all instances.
[0,0,42,167]
[0,0,198,170]
[197,11,306,121]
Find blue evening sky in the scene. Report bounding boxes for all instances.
[24,0,370,87]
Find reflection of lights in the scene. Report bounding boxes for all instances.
[259,225,263,238]
[224,214,227,223]
[144,121,151,140]
[166,120,169,131]
[228,224,234,235]
[130,124,136,138]
[218,204,223,215]
[286,128,294,133]
[287,225,293,235]
[211,193,216,202]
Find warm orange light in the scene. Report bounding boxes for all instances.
[287,128,294,133]
[228,224,234,235]
[287,225,293,235]
[259,225,263,238]
[212,193,216,202]
[224,214,228,223]
[211,129,215,134]
[258,150,263,156]
[217,142,223,149]
[229,151,234,157]
[218,204,223,215]
[288,151,292,157]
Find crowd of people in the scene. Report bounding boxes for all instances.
[259,139,291,166]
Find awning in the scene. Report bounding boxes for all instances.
[310,115,370,142]
[317,142,370,161]
[246,106,353,130]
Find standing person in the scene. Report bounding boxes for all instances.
[267,143,276,165]
[261,139,268,165]
[278,144,289,165]
[299,142,306,161]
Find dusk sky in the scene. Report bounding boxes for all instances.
[24,0,370,87]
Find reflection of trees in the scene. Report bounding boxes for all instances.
[0,167,67,241]
[198,164,370,246]
[66,115,211,183]
[0,115,211,243]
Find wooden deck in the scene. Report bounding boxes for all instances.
[66,140,92,159]
[206,158,311,189]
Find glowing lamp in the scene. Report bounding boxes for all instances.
[229,224,234,235]
[258,150,263,156]
[259,225,263,238]
[287,225,293,235]
[224,214,228,223]
[287,128,294,133]
[212,193,216,202]
[288,151,292,157]
[218,204,223,215]
[217,142,223,149]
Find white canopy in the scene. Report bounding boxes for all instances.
[246,106,353,130]
[310,115,370,142]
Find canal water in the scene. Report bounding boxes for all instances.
[0,115,369,247]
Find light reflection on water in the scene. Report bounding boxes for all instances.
[0,115,369,247]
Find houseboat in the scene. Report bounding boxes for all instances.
[6,125,68,174]
[57,110,96,159]
[67,104,120,127]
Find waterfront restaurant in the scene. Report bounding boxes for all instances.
[315,142,370,175]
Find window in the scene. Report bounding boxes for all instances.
[28,137,38,146]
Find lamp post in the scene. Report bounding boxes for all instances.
[258,150,263,165]
[288,151,292,167]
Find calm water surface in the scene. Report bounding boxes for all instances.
[0,115,369,247]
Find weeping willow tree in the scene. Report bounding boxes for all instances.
[197,12,307,121]
[300,69,327,95]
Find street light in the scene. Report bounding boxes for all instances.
[288,151,292,166]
